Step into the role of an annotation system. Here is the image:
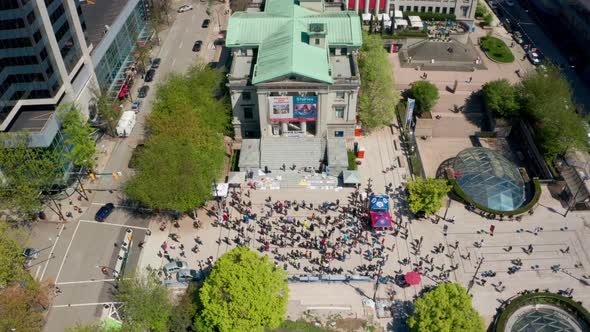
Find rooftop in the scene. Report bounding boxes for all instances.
[81,0,130,48]
[226,0,362,84]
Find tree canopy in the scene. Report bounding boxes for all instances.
[408,283,485,332]
[125,64,229,212]
[115,271,172,332]
[482,79,519,117]
[358,32,400,131]
[0,133,61,218]
[410,81,439,115]
[197,247,288,332]
[406,178,451,215]
[517,65,588,161]
[58,102,97,171]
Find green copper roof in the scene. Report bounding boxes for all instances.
[226,0,362,84]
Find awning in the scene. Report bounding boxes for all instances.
[377,13,391,22]
[342,170,362,184]
[362,13,372,21]
[227,171,246,184]
[394,18,408,28]
[409,15,423,28]
[404,271,421,285]
[369,194,389,210]
[371,211,393,228]
[212,183,229,197]
[394,10,403,18]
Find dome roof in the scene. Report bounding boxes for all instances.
[453,147,525,212]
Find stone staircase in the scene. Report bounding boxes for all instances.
[260,137,324,170]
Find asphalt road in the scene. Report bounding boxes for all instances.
[27,1,223,330]
[491,0,590,112]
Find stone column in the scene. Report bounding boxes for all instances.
[375,0,380,15]
[385,0,391,16]
[232,117,242,141]
[300,121,307,135]
[364,0,369,14]
[344,0,348,10]
[354,0,360,12]
[281,122,288,135]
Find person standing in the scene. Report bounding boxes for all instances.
[489,225,495,236]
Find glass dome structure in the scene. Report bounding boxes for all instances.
[453,147,525,212]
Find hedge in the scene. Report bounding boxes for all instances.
[449,177,541,216]
[380,30,428,39]
[495,292,590,331]
[403,11,456,21]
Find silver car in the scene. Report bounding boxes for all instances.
[163,261,187,275]
[177,269,204,282]
[177,5,193,12]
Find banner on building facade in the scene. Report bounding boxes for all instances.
[405,98,415,126]
[269,97,293,122]
[293,96,318,121]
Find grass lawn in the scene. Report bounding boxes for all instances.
[480,36,515,63]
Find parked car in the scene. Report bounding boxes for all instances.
[489,0,497,9]
[527,51,541,65]
[505,0,514,6]
[138,85,150,98]
[513,31,523,44]
[201,19,210,28]
[177,4,193,12]
[177,269,204,282]
[151,58,161,68]
[145,69,155,82]
[95,203,115,222]
[192,40,202,52]
[22,248,39,259]
[164,261,188,275]
[131,100,142,113]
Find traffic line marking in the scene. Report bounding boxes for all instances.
[55,221,80,283]
[79,219,148,230]
[40,223,65,281]
[57,279,115,285]
[53,301,121,308]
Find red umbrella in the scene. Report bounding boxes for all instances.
[405,271,421,286]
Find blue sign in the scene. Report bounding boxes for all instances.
[293,96,318,121]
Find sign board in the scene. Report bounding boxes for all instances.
[269,96,292,122]
[285,130,305,137]
[293,96,318,121]
[405,98,415,125]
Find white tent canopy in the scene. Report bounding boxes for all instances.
[377,13,391,22]
[409,15,423,28]
[394,10,403,18]
[394,18,408,28]
[362,13,372,22]
[212,183,229,197]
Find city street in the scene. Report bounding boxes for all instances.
[27,1,229,330]
[491,0,590,111]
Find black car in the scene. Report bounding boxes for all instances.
[192,40,202,52]
[138,85,150,98]
[151,58,161,68]
[201,19,210,28]
[95,203,115,222]
[145,69,155,82]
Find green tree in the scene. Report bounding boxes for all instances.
[410,80,439,115]
[482,79,519,117]
[197,247,288,332]
[0,284,45,332]
[475,0,488,18]
[482,12,493,26]
[517,64,588,161]
[0,221,27,287]
[0,133,61,218]
[58,103,97,171]
[358,32,400,131]
[125,65,229,212]
[134,42,153,75]
[95,90,119,137]
[408,283,485,332]
[115,270,172,332]
[406,178,451,215]
[169,284,200,332]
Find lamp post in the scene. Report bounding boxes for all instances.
[467,257,484,295]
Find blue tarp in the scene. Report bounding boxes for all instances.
[369,194,389,211]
